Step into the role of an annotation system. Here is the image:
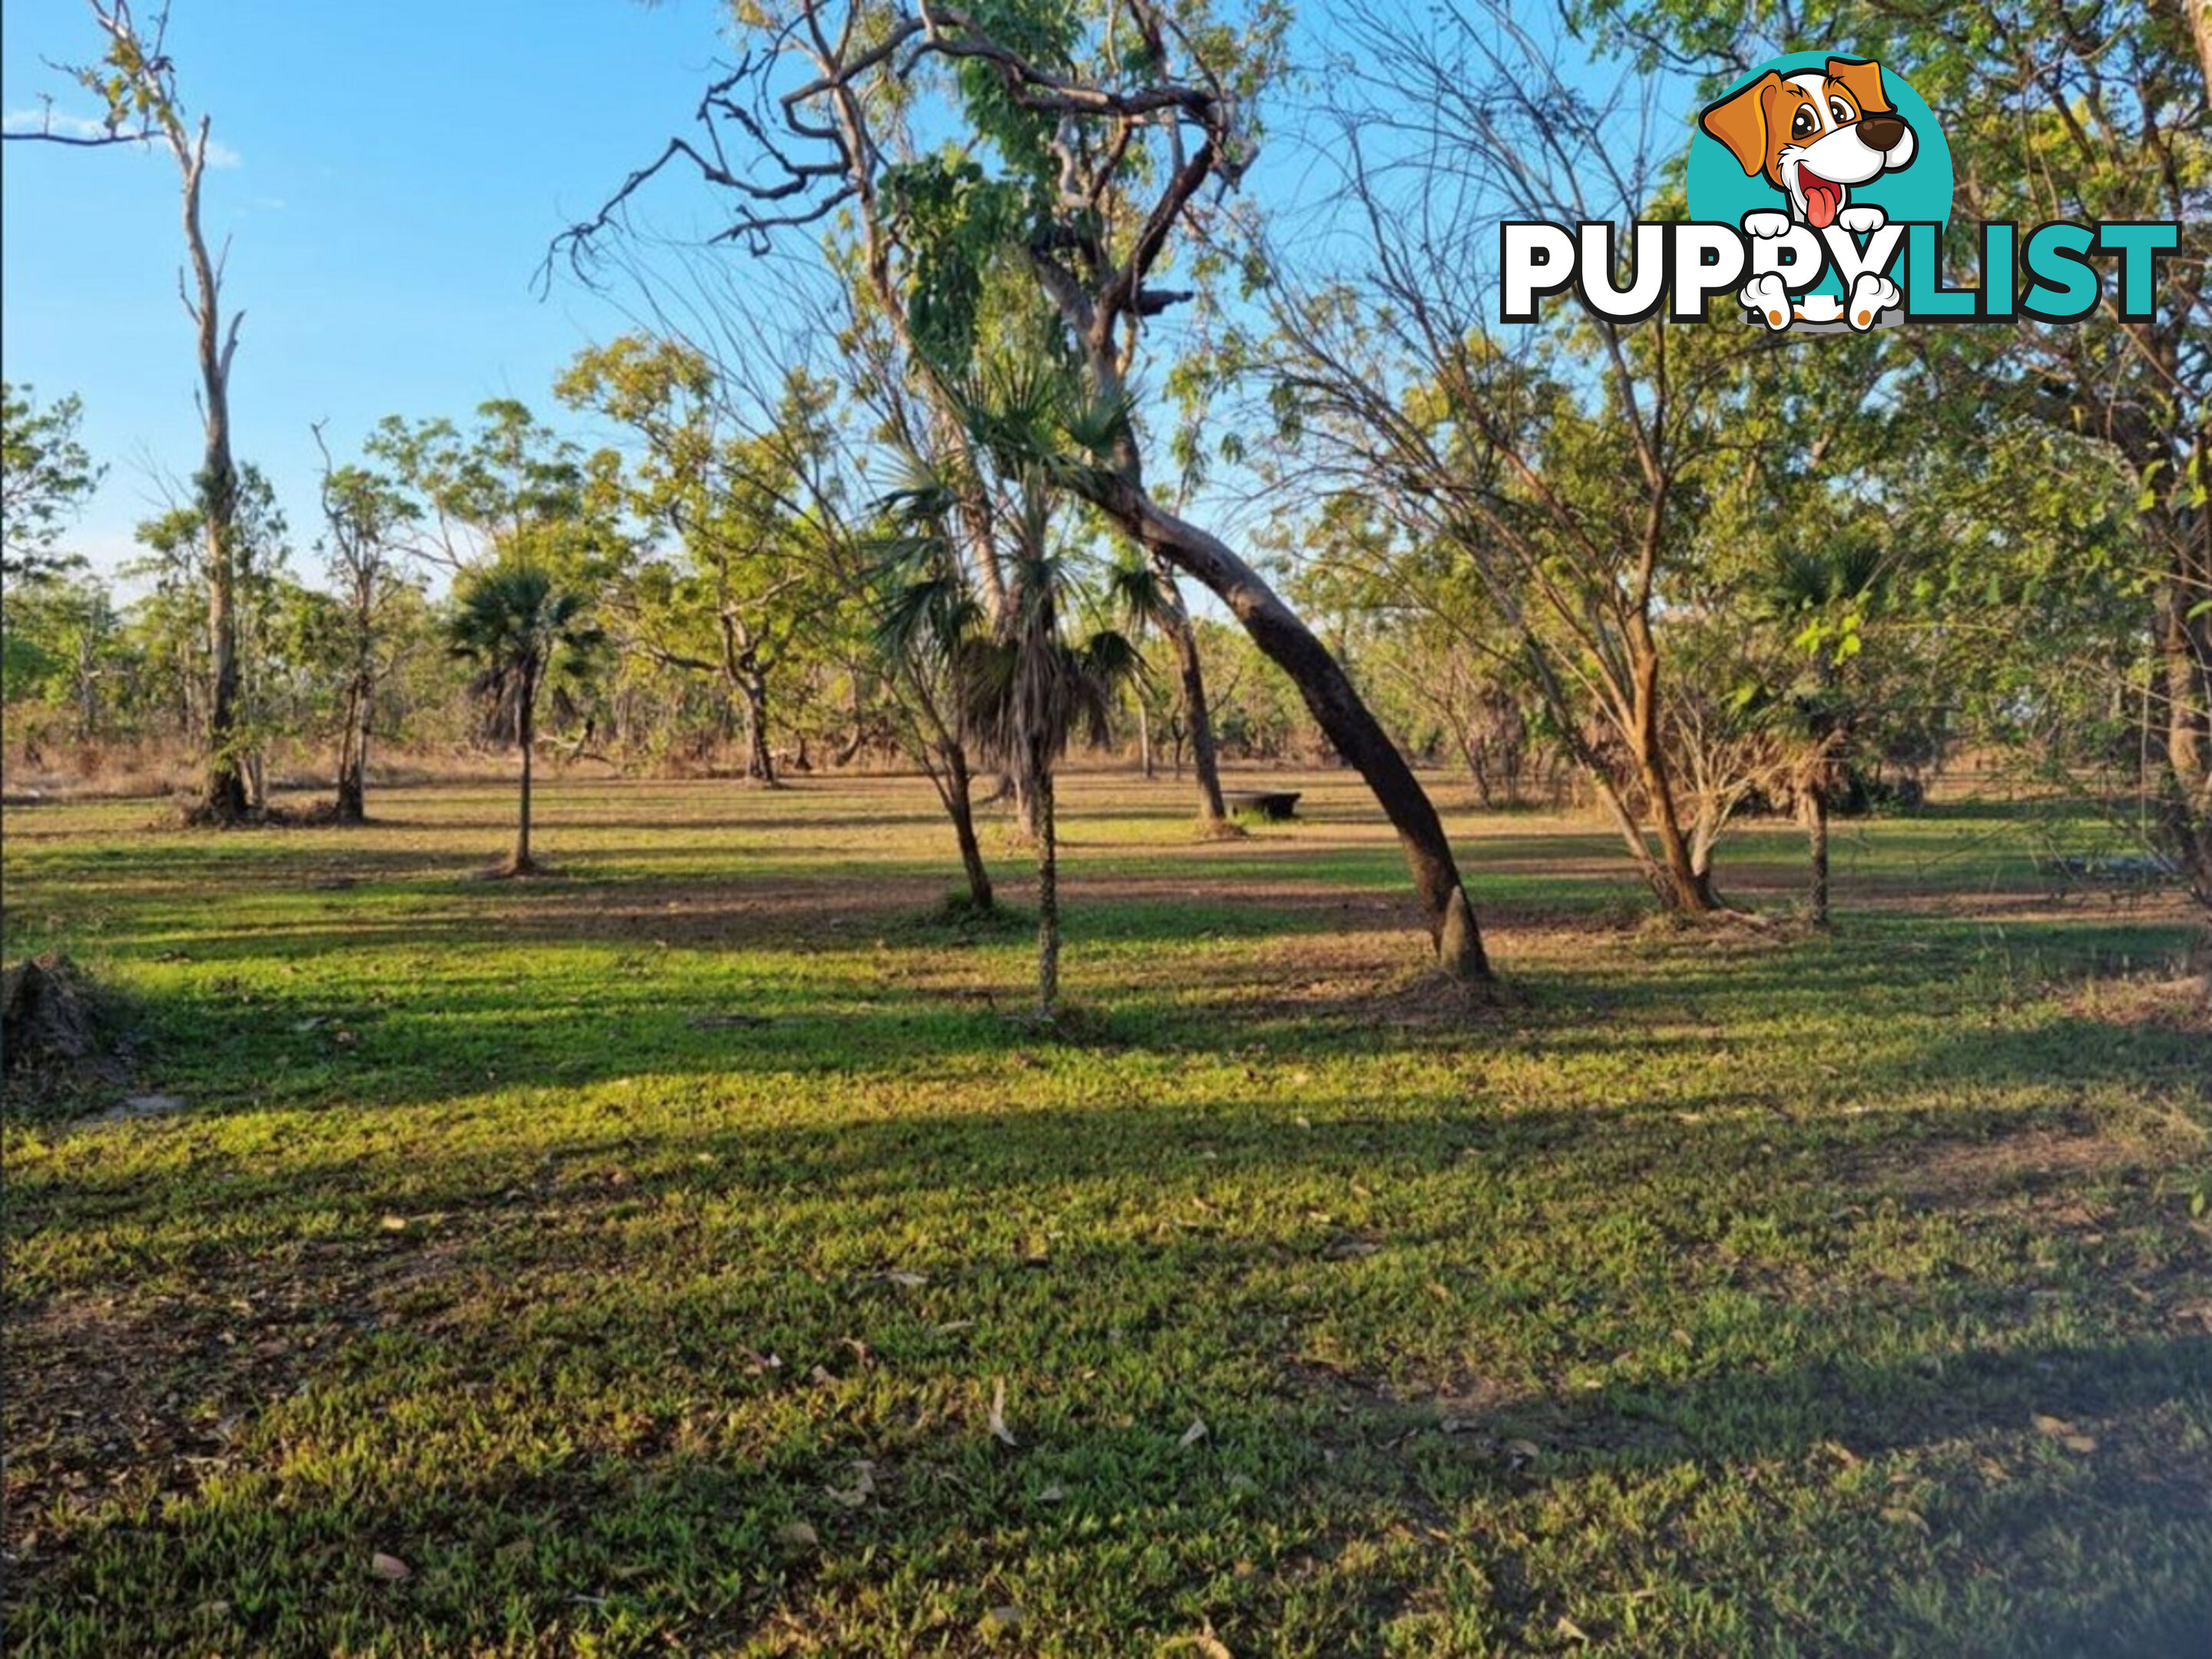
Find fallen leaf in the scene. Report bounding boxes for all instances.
[988,1377,1017,1447]
[1036,1483,1066,1503]
[2032,1413,2075,1437]
[1881,1506,1930,1532]
[825,1461,876,1508]
[880,1270,929,1287]
[1179,1417,1210,1449]
[982,1604,1024,1633]
[776,1522,819,1548]
[1556,1614,1590,1643]
[1504,1438,1541,1464]
[379,1214,408,1233]
[2061,1432,2098,1454]
[369,1551,412,1581]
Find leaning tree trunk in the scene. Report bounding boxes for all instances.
[1091,477,1491,982]
[1627,647,1720,916]
[943,740,995,911]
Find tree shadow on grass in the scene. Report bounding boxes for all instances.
[12,1236,2207,1659]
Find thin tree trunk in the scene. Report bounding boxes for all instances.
[945,741,994,910]
[1150,558,1230,829]
[1170,606,1230,829]
[177,119,248,825]
[335,667,371,823]
[1035,768,1058,1015]
[515,671,536,873]
[1137,697,1153,780]
[1088,478,1492,982]
[1628,647,1719,914]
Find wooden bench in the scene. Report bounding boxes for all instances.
[1224,790,1301,822]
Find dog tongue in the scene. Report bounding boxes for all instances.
[1800,168,1843,229]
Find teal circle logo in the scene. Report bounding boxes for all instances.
[1689,54,1952,305]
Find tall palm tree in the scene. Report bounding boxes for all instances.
[876,455,1140,1015]
[446,561,601,876]
[959,469,1142,1015]
[869,462,998,913]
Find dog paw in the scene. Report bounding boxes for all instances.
[1740,272,1794,330]
[1845,272,1901,330]
[1742,210,1792,239]
[1836,205,1888,236]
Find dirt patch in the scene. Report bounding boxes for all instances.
[1877,1128,2144,1209]
[2061,972,2212,1035]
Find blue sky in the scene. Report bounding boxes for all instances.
[3,2,1685,585]
[2,0,740,575]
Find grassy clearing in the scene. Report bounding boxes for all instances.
[4,770,2209,1656]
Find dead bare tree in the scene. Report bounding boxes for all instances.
[6,2,250,822]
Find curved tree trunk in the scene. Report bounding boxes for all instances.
[944,741,995,911]
[1090,478,1492,982]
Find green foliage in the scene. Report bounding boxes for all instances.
[445,561,604,713]
[2,382,103,584]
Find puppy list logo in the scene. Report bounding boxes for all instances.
[1499,51,2180,334]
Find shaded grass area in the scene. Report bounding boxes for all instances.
[4,772,2209,1656]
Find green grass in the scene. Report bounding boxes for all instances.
[5,770,2209,1656]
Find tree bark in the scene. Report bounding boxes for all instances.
[944,741,995,911]
[1090,477,1492,982]
[515,667,537,873]
[180,121,248,825]
[334,664,372,823]
[740,659,777,784]
[1799,783,1831,927]
[1035,767,1059,1015]
[1150,558,1230,830]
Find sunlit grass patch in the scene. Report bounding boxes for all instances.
[4,773,2207,1655]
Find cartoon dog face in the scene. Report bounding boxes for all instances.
[1700,58,1916,229]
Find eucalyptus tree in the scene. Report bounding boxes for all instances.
[368,400,618,579]
[561,0,1492,982]
[2,384,103,586]
[1575,0,2212,919]
[556,335,852,783]
[311,429,421,822]
[124,463,292,806]
[445,564,604,876]
[1104,555,1233,830]
[878,387,1141,1018]
[5,2,254,820]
